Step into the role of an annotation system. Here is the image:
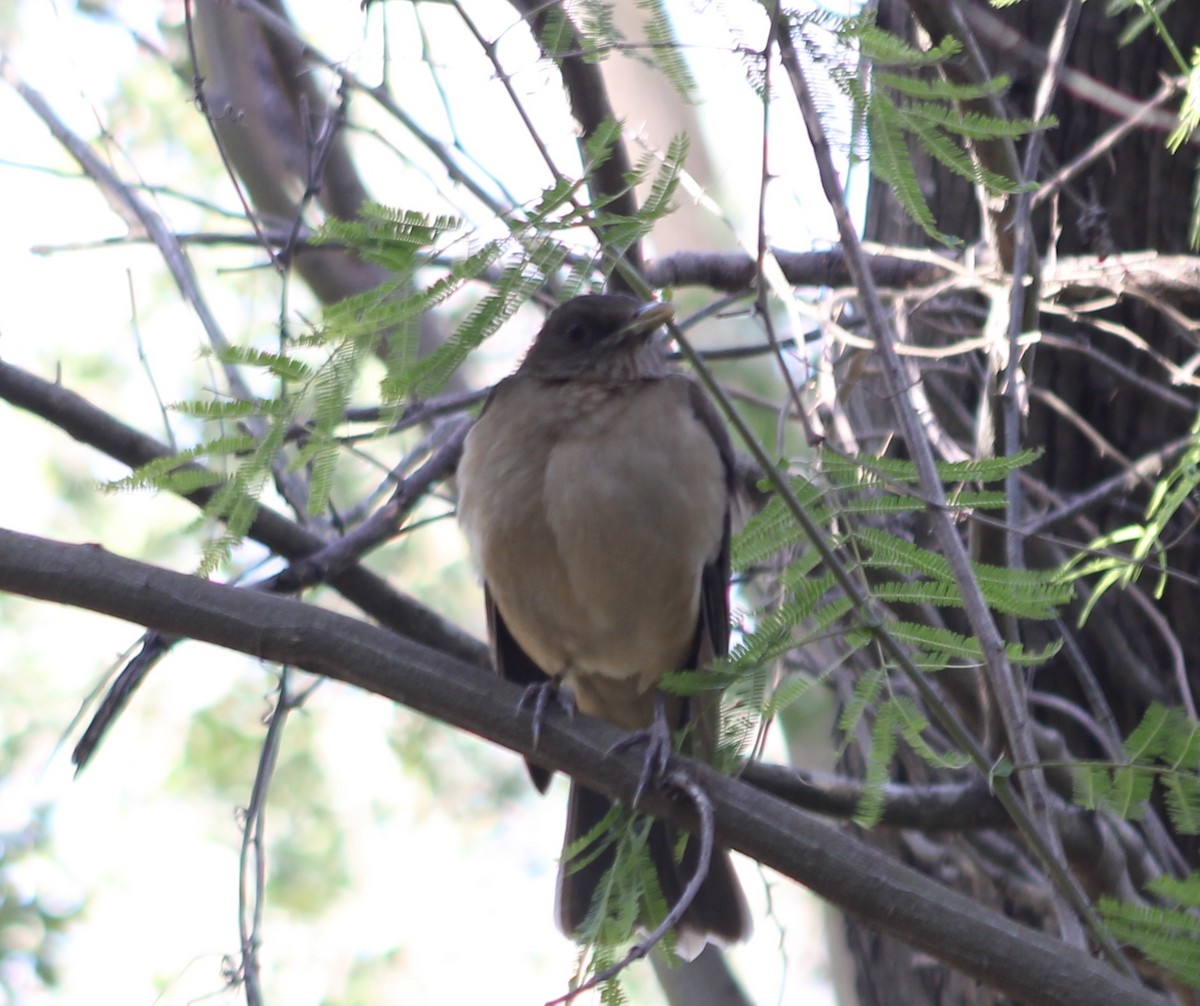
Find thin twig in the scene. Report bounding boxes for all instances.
[753,11,813,445]
[504,0,645,284]
[989,1,1085,949]
[0,59,254,405]
[958,4,1186,137]
[235,668,299,1006]
[262,418,471,595]
[1033,76,1181,208]
[182,0,281,271]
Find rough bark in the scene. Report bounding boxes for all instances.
[839,2,1200,1003]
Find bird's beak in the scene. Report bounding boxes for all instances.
[616,301,675,341]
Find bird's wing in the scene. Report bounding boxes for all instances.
[681,374,736,663]
[678,376,737,759]
[486,583,555,793]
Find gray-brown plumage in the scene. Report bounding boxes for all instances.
[456,293,751,959]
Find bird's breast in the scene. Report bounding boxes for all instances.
[457,376,727,708]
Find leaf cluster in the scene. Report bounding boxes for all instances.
[1073,702,1200,835]
[1072,701,1200,987]
[1060,412,1200,623]
[829,12,1053,243]
[99,128,689,577]
[724,448,1066,825]
[1100,866,1200,988]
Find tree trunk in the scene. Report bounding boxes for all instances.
[841,2,1200,1003]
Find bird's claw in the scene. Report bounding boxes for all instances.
[609,693,673,808]
[519,679,574,747]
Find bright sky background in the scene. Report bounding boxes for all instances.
[0,1,861,1003]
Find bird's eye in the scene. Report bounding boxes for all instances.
[566,322,587,341]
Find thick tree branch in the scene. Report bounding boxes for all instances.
[645,248,937,291]
[741,762,1147,894]
[191,0,392,303]
[218,0,507,218]
[647,246,1200,308]
[0,528,1171,1006]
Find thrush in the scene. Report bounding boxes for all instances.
[456,293,751,959]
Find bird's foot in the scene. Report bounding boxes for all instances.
[519,679,574,747]
[609,693,673,808]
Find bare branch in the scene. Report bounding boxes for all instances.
[0,360,487,668]
[0,527,1172,1006]
[959,4,1191,138]
[1,59,252,404]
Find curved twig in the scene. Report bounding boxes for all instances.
[546,767,716,1005]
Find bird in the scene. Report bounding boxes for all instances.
[456,293,751,959]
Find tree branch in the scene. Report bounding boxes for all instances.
[506,0,644,286]
[740,764,1008,830]
[0,360,487,669]
[0,527,1170,1006]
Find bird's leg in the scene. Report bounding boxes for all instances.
[609,692,674,808]
[518,678,575,747]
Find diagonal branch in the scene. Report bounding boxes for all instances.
[1,60,251,405]
[773,14,1127,969]
[0,527,1170,1006]
[0,360,487,668]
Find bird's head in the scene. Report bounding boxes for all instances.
[518,294,675,380]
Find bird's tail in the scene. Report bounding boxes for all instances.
[555,782,751,961]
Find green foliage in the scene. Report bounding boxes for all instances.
[581,132,690,266]
[841,15,964,68]
[856,693,971,827]
[102,434,255,495]
[1072,703,1200,834]
[635,0,697,102]
[316,204,463,274]
[1100,871,1200,988]
[583,117,624,177]
[576,3,622,63]
[1167,47,1200,153]
[1109,0,1187,68]
[1167,48,1200,248]
[1059,411,1200,623]
[733,450,1060,626]
[830,11,1052,243]
[539,0,695,103]
[536,3,576,58]
[389,244,570,401]
[564,806,678,999]
[729,446,1068,819]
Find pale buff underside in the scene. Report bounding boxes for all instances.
[457,374,726,730]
